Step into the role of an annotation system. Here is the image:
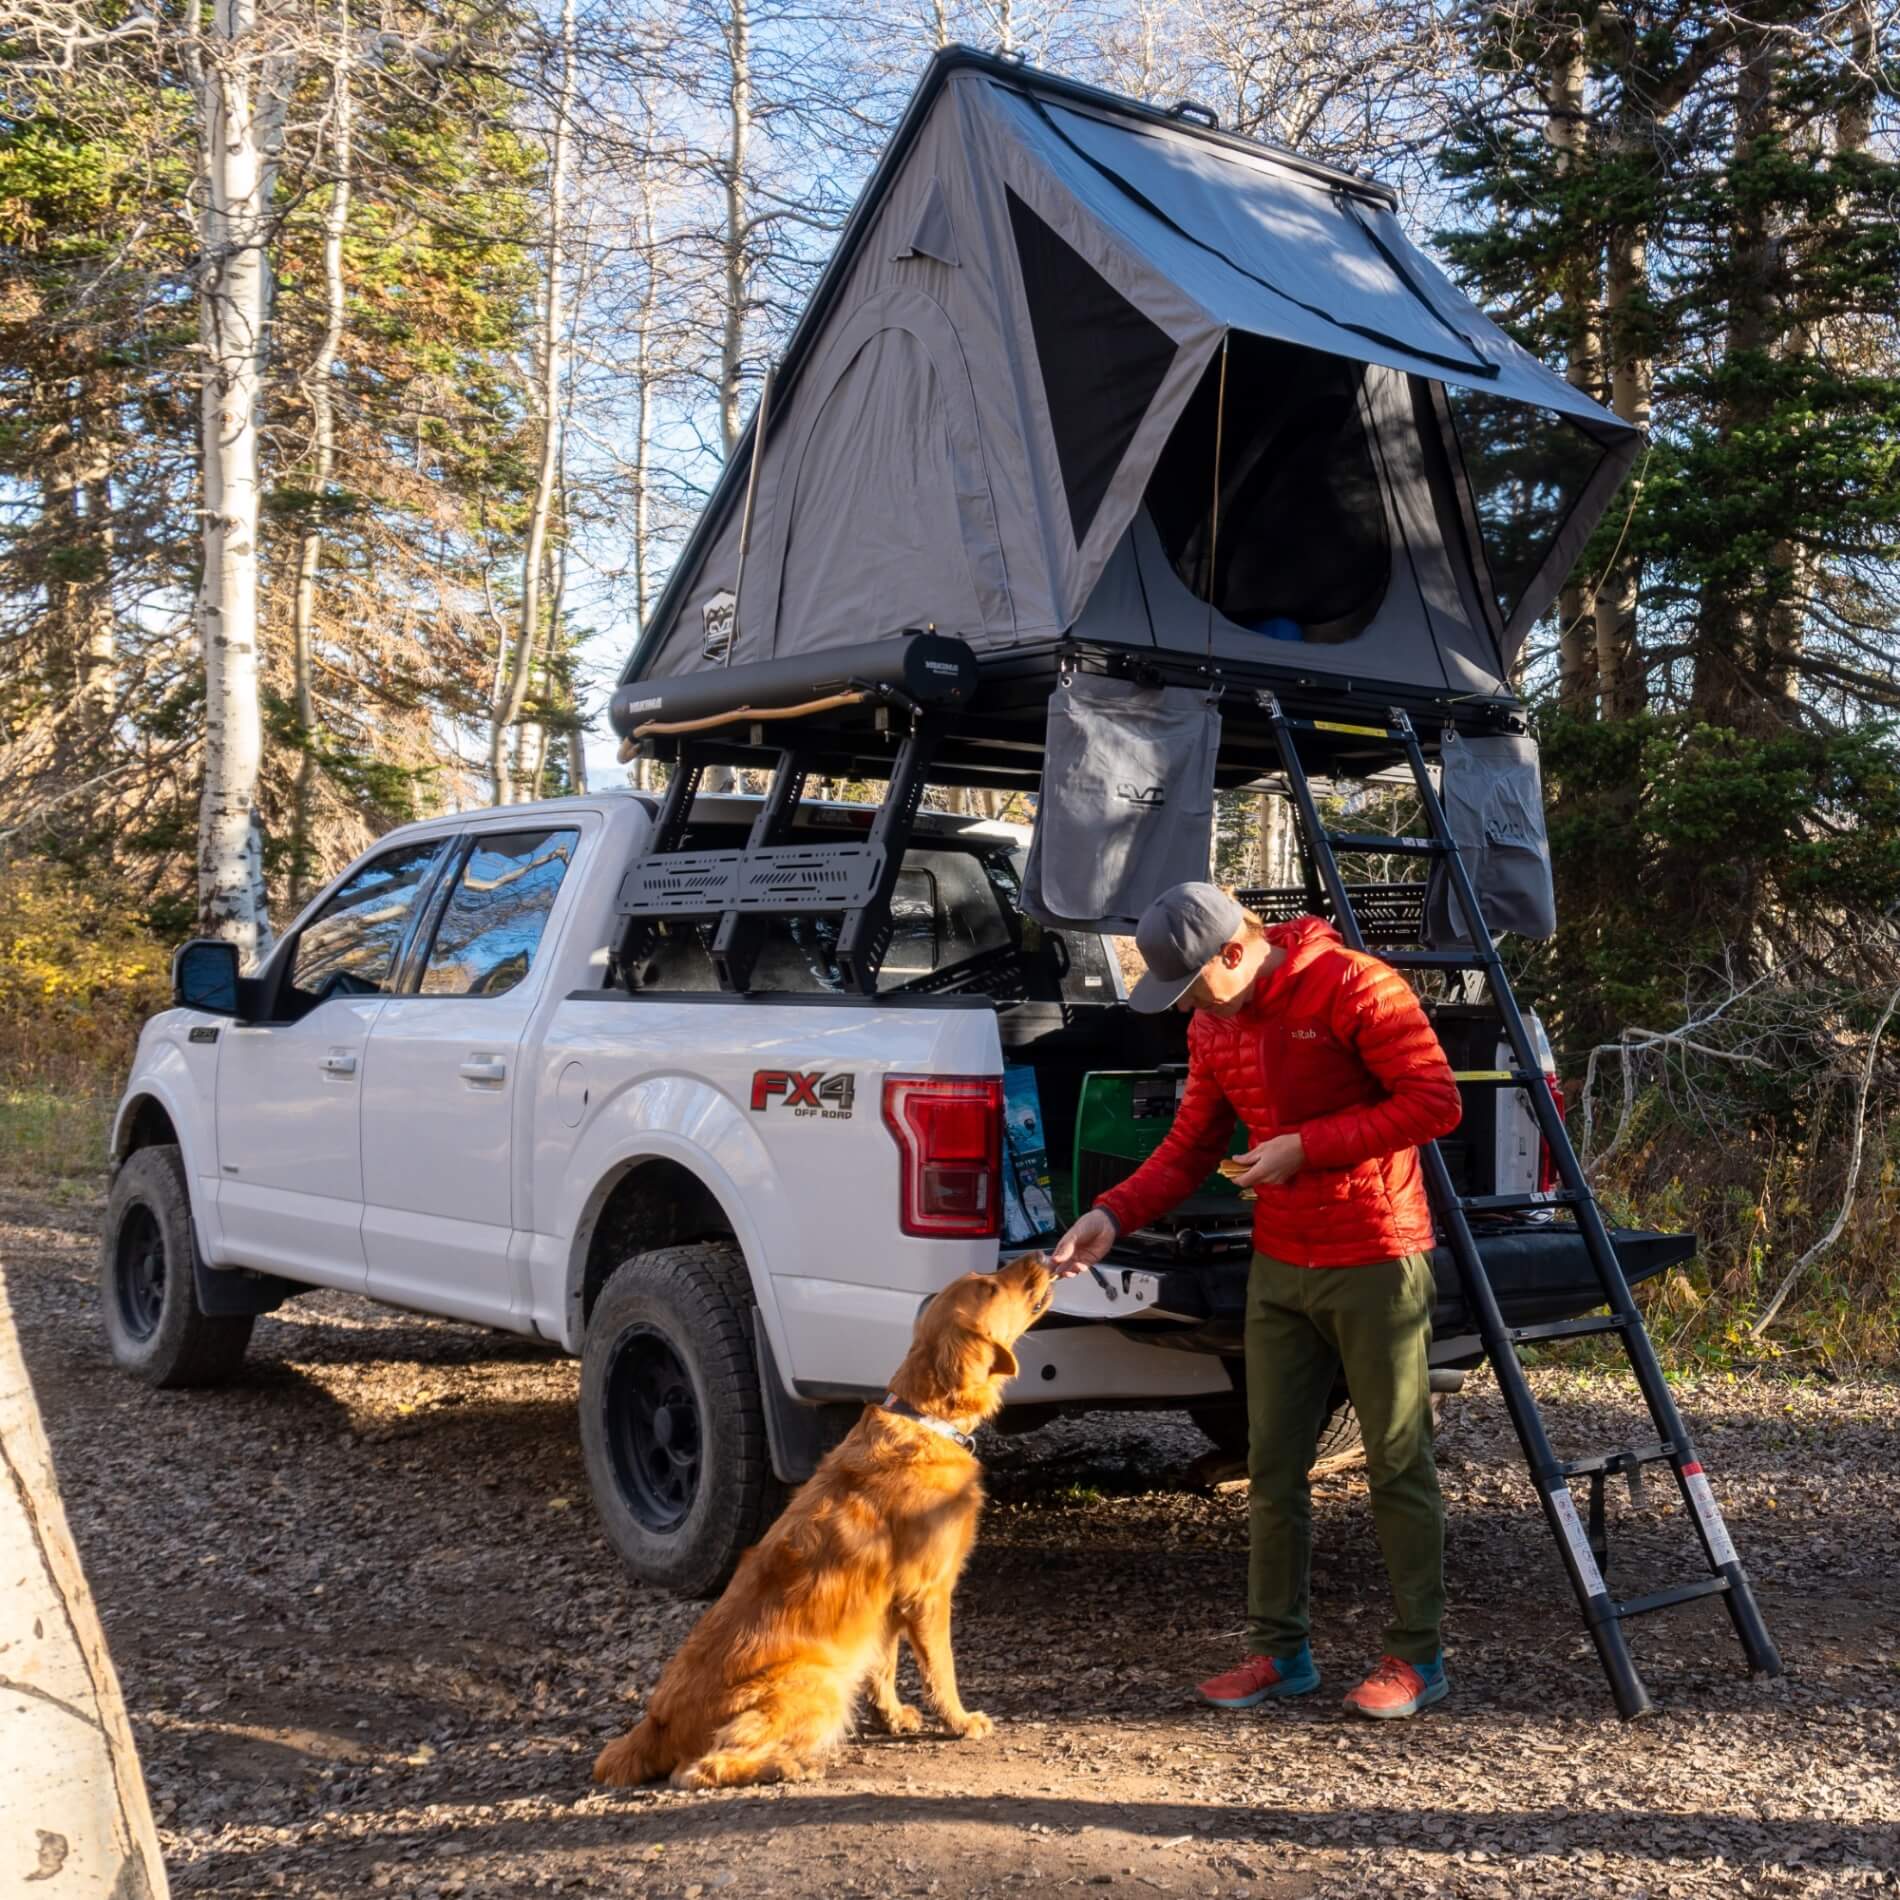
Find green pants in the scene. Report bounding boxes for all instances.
[1244,1250,1445,1665]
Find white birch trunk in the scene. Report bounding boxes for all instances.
[703,0,752,796]
[1594,219,1649,720]
[192,0,285,960]
[289,0,351,907]
[719,0,750,459]
[490,0,574,804]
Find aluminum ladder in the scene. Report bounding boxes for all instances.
[1264,695,1783,1718]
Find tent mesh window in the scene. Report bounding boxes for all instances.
[1006,188,1177,546]
[1145,335,1390,644]
[1442,388,1607,622]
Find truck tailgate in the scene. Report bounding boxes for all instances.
[1050,1226,1697,1356]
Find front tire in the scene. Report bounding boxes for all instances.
[579,1241,782,1598]
[100,1145,254,1387]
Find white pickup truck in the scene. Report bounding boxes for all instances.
[104,786,1691,1594]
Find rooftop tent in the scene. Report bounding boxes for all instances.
[614,49,1637,719]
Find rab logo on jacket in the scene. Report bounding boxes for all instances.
[1115,783,1167,809]
[751,1069,856,1120]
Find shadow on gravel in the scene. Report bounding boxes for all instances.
[174,1788,1898,1880]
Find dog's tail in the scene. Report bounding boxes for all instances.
[593,1714,671,1788]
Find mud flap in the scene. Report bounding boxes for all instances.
[189,1223,296,1317]
[752,1311,853,1484]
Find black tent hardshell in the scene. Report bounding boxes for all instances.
[611,49,1636,779]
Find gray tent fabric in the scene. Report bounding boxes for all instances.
[896,175,960,265]
[1022,674,1220,933]
[1426,730,1557,945]
[620,51,1639,707]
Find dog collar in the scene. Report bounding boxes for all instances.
[881,1393,975,1453]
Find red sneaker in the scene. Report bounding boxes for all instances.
[1196,1643,1320,1708]
[1342,1652,1448,1720]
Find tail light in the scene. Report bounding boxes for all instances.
[1521,1014,1565,1196]
[882,1076,1002,1238]
[1537,1073,1567,1195]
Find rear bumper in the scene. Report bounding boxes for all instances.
[1044,1225,1696,1365]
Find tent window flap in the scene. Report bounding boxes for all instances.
[1006,187,1178,546]
[1443,388,1612,624]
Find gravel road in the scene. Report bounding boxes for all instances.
[5,1193,1896,1900]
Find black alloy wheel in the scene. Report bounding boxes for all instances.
[114,1203,167,1340]
[606,1323,704,1532]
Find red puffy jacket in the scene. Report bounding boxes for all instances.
[1095,915,1461,1268]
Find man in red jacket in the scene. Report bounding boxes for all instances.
[1052,882,1462,1719]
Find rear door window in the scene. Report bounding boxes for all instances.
[418,829,579,998]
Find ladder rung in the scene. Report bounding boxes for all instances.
[1459,1190,1579,1213]
[1614,1576,1731,1621]
[1324,831,1441,857]
[1288,717,1404,742]
[1560,1442,1674,1480]
[1384,949,1491,970]
[1509,1313,1626,1345]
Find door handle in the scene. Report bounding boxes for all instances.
[459,1055,508,1085]
[321,1050,358,1077]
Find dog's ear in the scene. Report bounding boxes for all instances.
[929,1319,982,1399]
[989,1340,1019,1381]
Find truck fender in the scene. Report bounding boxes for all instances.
[558,1081,798,1382]
[110,1055,207,1197]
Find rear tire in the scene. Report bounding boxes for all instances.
[580,1241,783,1598]
[1186,1392,1400,1476]
[1310,1398,1365,1474]
[100,1145,254,1387]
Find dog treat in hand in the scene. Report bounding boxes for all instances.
[1216,1156,1257,1200]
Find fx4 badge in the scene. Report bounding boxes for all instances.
[751,1069,856,1120]
[1115,783,1166,808]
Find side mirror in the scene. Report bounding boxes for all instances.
[173,939,241,1015]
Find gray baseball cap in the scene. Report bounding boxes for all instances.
[1128,882,1245,1013]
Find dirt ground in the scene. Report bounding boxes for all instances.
[5,1194,1897,1900]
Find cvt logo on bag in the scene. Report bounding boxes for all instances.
[1115,783,1167,809]
[701,589,737,661]
[751,1069,856,1120]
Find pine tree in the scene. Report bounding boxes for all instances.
[1441,0,1900,1044]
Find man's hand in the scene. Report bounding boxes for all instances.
[1234,1132,1306,1190]
[1050,1209,1116,1277]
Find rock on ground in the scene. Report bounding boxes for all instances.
[5,1192,1897,1899]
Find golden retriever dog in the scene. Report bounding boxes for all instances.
[591,1250,1054,1791]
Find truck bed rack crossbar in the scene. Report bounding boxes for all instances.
[614,717,941,996]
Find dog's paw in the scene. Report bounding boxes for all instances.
[947,1710,994,1741]
[880,1703,925,1736]
[671,1760,714,1791]
[592,1736,643,1786]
